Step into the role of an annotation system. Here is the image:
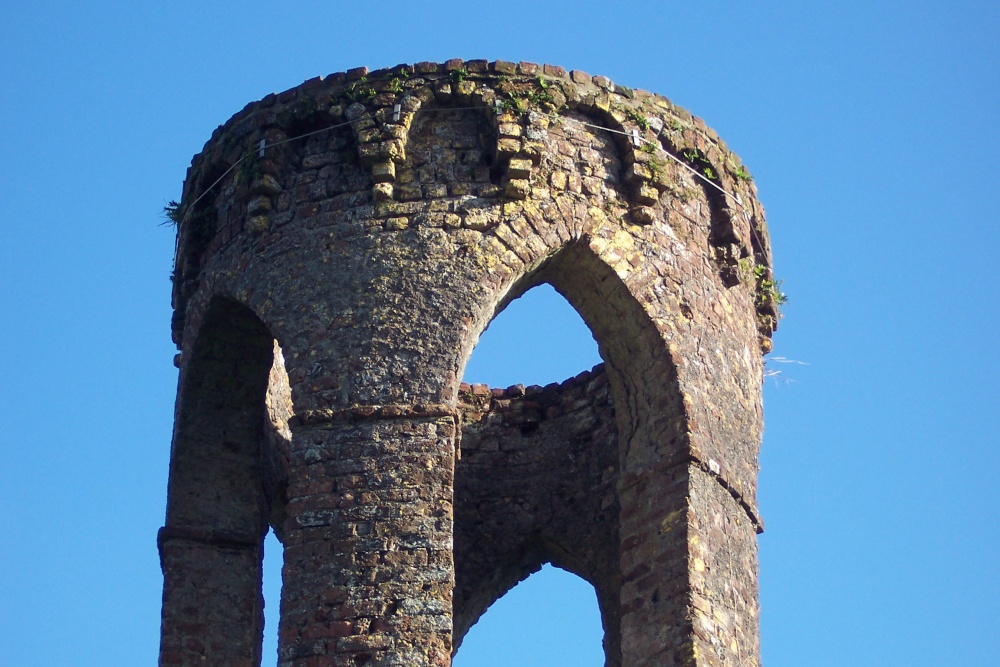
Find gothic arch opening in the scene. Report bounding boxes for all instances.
[453,239,691,667]
[537,242,690,485]
[535,243,693,667]
[462,282,601,388]
[453,564,604,666]
[454,278,624,666]
[159,296,287,666]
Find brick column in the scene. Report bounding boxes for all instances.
[277,415,456,667]
[618,461,762,667]
[617,461,695,667]
[158,531,264,666]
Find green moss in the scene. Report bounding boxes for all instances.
[625,107,650,131]
[733,164,752,182]
[753,263,788,309]
[496,76,556,116]
[344,77,376,102]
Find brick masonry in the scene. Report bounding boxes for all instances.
[159,60,776,667]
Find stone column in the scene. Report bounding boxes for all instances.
[277,414,456,667]
[617,461,761,667]
[159,532,264,667]
[617,462,696,667]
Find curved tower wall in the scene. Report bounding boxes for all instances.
[159,59,776,667]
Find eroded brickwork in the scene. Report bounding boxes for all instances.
[454,367,621,661]
[160,59,776,667]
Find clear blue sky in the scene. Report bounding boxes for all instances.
[1,2,997,665]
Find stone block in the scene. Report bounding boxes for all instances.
[542,63,567,78]
[492,60,517,74]
[504,178,530,200]
[495,138,521,161]
[372,183,394,202]
[507,158,532,180]
[372,162,396,183]
[635,183,660,206]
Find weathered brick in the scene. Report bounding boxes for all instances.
[162,60,774,667]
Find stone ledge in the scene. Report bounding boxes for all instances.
[291,403,459,427]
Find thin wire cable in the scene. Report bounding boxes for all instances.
[182,161,241,217]
[176,107,494,223]
[175,101,764,254]
[538,110,769,255]
[541,112,744,205]
[265,118,358,149]
[178,118,360,222]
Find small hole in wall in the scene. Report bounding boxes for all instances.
[453,565,604,666]
[519,422,541,435]
[262,529,282,665]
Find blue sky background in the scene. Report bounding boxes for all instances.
[1,2,997,665]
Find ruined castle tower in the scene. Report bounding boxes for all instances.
[158,60,777,667]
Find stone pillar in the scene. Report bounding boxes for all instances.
[617,463,696,666]
[159,533,264,667]
[277,416,456,666]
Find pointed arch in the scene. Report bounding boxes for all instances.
[452,235,689,667]
[465,237,689,474]
[454,564,604,666]
[159,296,285,666]
[396,100,501,201]
[454,283,612,660]
[537,241,688,470]
[461,282,600,387]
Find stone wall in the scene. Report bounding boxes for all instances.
[454,366,620,660]
[159,59,775,667]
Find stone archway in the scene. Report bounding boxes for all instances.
[161,60,773,667]
[159,297,280,666]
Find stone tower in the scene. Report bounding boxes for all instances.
[158,60,777,667]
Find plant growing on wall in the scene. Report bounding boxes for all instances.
[163,200,183,226]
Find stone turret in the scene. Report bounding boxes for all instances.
[159,59,776,667]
